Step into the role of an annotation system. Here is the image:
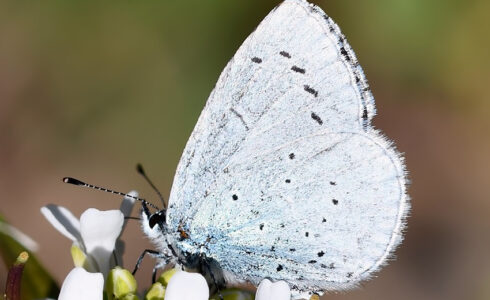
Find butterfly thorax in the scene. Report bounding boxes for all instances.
[142,207,218,271]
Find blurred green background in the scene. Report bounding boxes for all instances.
[1,0,489,299]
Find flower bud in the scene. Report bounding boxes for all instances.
[70,244,97,272]
[120,294,140,300]
[145,282,165,300]
[105,267,137,300]
[210,288,254,300]
[156,268,177,287]
[5,252,29,300]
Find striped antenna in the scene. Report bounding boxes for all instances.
[136,163,166,209]
[62,177,160,211]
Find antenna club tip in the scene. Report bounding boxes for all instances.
[63,177,85,186]
[136,163,145,174]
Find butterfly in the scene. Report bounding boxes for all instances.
[68,0,409,298]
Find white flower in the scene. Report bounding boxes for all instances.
[163,270,291,300]
[40,191,137,277]
[164,271,209,300]
[58,267,104,300]
[255,279,291,300]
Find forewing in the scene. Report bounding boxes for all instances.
[168,0,376,229]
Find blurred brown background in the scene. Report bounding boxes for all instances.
[1,0,489,299]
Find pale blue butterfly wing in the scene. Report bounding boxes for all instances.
[166,0,408,298]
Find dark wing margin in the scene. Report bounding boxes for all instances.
[294,0,376,131]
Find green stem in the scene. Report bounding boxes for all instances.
[5,252,29,300]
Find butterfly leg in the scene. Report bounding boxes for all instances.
[132,249,162,276]
[151,265,159,283]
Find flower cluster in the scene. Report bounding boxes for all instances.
[41,193,292,300]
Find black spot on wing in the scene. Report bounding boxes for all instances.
[232,194,238,201]
[277,265,283,271]
[251,57,262,63]
[291,66,305,74]
[311,112,323,125]
[285,179,291,183]
[304,85,318,97]
[279,51,291,58]
[289,153,295,159]
[332,199,339,205]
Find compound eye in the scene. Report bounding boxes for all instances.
[148,211,165,229]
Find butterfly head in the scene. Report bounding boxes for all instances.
[148,210,166,229]
[140,202,168,239]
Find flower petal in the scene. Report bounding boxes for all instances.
[58,267,104,300]
[80,208,124,276]
[164,271,209,300]
[119,191,138,230]
[114,191,138,266]
[40,205,81,243]
[0,221,39,252]
[256,279,291,300]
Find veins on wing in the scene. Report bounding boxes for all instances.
[310,139,345,159]
[230,108,250,130]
